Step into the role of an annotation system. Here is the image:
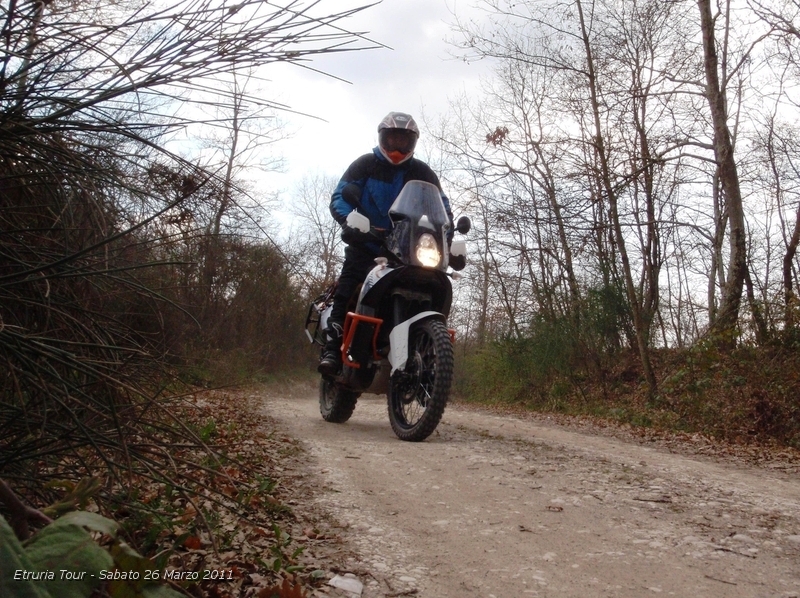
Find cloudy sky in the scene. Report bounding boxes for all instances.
[260,0,492,194]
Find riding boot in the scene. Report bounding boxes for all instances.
[317,322,343,376]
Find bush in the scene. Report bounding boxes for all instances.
[457,315,584,406]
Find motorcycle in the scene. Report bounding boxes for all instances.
[304,180,470,442]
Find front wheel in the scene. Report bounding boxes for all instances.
[319,378,359,423]
[387,319,453,442]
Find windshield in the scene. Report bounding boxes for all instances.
[385,180,451,270]
[388,180,449,226]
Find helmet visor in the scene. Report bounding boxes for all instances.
[379,129,417,155]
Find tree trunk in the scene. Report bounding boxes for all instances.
[698,0,747,347]
[576,0,658,397]
[744,266,768,343]
[784,205,800,328]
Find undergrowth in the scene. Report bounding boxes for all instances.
[454,338,800,449]
[2,389,322,598]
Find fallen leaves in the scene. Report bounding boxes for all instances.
[108,388,339,598]
[183,535,203,550]
[518,525,535,532]
[257,577,306,598]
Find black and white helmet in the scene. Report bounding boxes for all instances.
[377,112,419,165]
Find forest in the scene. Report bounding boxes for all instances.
[1,0,799,596]
[426,0,800,445]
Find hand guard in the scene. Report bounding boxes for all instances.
[341,225,376,246]
[449,254,466,271]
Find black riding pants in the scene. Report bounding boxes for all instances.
[329,245,378,327]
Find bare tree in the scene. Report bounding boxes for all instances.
[190,70,286,334]
[445,0,705,395]
[697,0,749,345]
[287,172,346,299]
[750,115,800,329]
[749,0,800,330]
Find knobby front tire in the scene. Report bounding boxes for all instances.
[319,377,359,423]
[387,318,453,442]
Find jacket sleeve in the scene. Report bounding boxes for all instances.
[330,179,355,225]
[330,154,373,225]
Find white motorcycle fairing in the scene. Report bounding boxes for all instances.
[388,311,446,374]
[356,261,447,375]
[358,258,392,303]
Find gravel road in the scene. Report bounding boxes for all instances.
[259,385,800,598]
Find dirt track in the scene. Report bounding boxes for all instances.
[259,384,800,598]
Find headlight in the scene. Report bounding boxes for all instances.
[415,233,441,268]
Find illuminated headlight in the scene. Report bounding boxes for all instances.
[416,233,441,268]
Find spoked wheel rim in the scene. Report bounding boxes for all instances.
[388,319,453,441]
[394,333,437,428]
[321,377,336,410]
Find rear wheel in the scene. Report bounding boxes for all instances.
[387,319,453,442]
[319,378,359,423]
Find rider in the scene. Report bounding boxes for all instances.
[318,111,454,376]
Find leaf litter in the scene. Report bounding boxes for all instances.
[116,388,363,598]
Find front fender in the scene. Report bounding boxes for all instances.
[388,311,446,374]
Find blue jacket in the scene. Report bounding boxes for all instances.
[330,147,453,236]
